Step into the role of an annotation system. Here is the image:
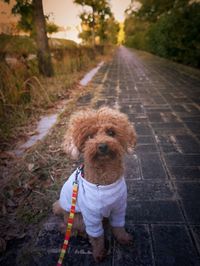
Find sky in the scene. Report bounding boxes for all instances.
[43,0,132,42]
[0,0,132,43]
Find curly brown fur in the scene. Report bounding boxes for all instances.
[54,107,136,262]
[63,107,136,185]
[89,235,107,262]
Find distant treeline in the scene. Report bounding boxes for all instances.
[124,0,200,68]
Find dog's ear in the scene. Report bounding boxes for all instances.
[63,134,80,160]
[62,109,95,159]
[126,123,137,154]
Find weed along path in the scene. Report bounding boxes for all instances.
[1,46,200,265]
[12,61,104,157]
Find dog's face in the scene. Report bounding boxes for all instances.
[63,107,136,162]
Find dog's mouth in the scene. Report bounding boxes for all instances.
[93,143,123,161]
[95,150,116,160]
[84,140,124,162]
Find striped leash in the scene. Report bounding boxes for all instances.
[57,165,84,266]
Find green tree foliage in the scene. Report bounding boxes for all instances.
[74,0,119,45]
[12,0,34,34]
[6,0,59,37]
[124,0,200,67]
[46,22,59,36]
[124,16,149,49]
[148,3,200,67]
[106,16,119,45]
[134,0,175,22]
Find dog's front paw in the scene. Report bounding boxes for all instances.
[93,247,107,263]
[112,227,133,245]
[89,235,107,262]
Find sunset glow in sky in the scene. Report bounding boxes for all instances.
[43,0,131,42]
[0,0,132,43]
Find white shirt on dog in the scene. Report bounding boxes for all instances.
[59,168,127,237]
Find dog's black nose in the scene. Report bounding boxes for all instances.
[98,143,108,154]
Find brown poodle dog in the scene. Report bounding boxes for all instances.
[53,107,136,262]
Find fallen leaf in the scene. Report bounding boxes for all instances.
[27,130,38,136]
[28,163,34,172]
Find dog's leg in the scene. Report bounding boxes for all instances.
[53,201,86,237]
[53,200,65,216]
[112,227,133,245]
[73,213,86,237]
[89,235,107,262]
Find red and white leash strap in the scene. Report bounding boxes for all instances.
[57,165,84,266]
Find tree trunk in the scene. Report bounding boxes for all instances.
[32,0,54,77]
[92,6,95,46]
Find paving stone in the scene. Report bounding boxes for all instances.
[168,166,200,180]
[156,135,179,153]
[151,122,184,130]
[0,236,31,266]
[191,226,200,255]
[133,116,148,124]
[126,201,184,223]
[36,228,63,249]
[135,122,153,136]
[164,154,200,167]
[135,143,158,153]
[18,251,58,266]
[171,104,187,112]
[124,154,141,180]
[185,122,200,135]
[152,225,200,266]
[182,116,200,123]
[176,182,200,223]
[139,153,167,179]
[147,112,164,122]
[127,179,175,201]
[145,106,171,113]
[151,95,167,104]
[176,135,200,153]
[156,134,200,154]
[137,136,155,144]
[113,225,154,266]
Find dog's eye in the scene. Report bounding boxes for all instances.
[87,134,94,140]
[107,129,115,137]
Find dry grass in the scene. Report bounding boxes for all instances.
[0,83,99,252]
[0,44,115,253]
[0,45,107,147]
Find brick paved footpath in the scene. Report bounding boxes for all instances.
[3,47,200,265]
